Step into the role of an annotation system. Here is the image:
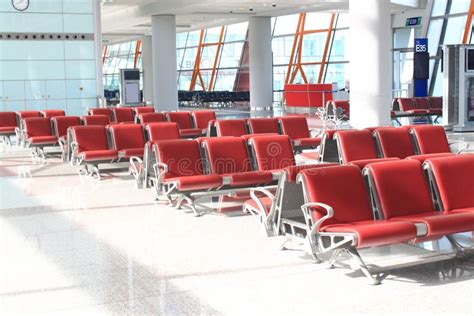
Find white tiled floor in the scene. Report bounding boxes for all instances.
[0,142,473,316]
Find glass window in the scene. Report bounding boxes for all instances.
[304,13,332,30]
[176,32,189,48]
[427,19,443,56]
[204,27,222,43]
[449,0,470,14]
[432,0,448,17]
[273,14,299,36]
[219,42,244,68]
[444,15,467,45]
[225,22,248,42]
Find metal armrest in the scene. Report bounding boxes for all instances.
[449,141,470,154]
[129,156,143,179]
[249,187,276,216]
[300,202,334,236]
[152,162,169,188]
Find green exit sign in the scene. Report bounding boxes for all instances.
[406,17,422,27]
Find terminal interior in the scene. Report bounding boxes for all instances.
[1,0,474,315]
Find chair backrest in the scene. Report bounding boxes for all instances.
[191,111,216,129]
[335,130,378,163]
[365,160,435,219]
[428,96,442,109]
[133,106,155,115]
[250,135,295,171]
[16,111,41,121]
[333,100,350,118]
[138,112,165,124]
[41,110,65,118]
[248,118,280,134]
[0,112,18,127]
[374,127,416,159]
[145,122,180,141]
[51,116,81,138]
[203,137,253,174]
[278,116,311,139]
[72,126,110,152]
[155,139,205,178]
[23,117,53,138]
[112,107,135,123]
[398,98,415,111]
[215,119,248,137]
[166,112,194,129]
[410,125,450,154]
[414,97,429,110]
[82,115,110,126]
[88,108,114,122]
[299,165,375,226]
[425,155,474,212]
[108,124,146,150]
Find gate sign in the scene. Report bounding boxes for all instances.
[415,38,428,53]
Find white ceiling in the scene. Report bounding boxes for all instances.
[101,0,424,44]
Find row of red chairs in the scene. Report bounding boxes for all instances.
[393,96,442,119]
[331,125,465,169]
[297,155,474,284]
[148,134,330,216]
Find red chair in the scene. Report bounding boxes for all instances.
[409,125,464,155]
[374,127,453,162]
[112,107,135,124]
[41,109,65,118]
[398,98,429,116]
[145,122,180,141]
[137,112,165,124]
[108,124,146,160]
[278,116,321,151]
[166,112,202,138]
[191,110,216,135]
[298,165,418,284]
[0,112,18,144]
[88,108,114,122]
[334,129,398,169]
[51,116,82,161]
[248,118,280,134]
[215,119,248,137]
[71,125,118,178]
[428,96,443,116]
[365,160,474,239]
[152,139,223,215]
[22,117,58,157]
[82,115,111,126]
[133,106,155,116]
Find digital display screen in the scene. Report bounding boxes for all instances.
[467,49,474,71]
[406,17,421,27]
[124,70,140,81]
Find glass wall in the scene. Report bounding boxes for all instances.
[103,41,141,93]
[0,0,98,115]
[428,0,472,96]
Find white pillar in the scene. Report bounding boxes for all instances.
[151,15,178,111]
[93,0,104,104]
[349,0,392,128]
[141,36,154,104]
[249,16,273,113]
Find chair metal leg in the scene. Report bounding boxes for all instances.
[346,247,381,285]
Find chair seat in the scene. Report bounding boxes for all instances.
[0,126,16,134]
[406,153,454,162]
[429,109,442,115]
[166,174,223,191]
[391,211,474,237]
[322,220,417,248]
[408,109,430,115]
[293,137,321,148]
[180,128,203,138]
[28,136,58,145]
[119,148,145,159]
[244,197,273,215]
[79,150,118,162]
[349,158,399,169]
[451,207,474,215]
[224,171,274,187]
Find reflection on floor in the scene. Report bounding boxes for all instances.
[0,133,473,315]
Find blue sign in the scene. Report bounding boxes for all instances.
[414,38,429,97]
[406,17,422,27]
[415,38,428,53]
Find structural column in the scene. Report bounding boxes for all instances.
[93,0,104,104]
[349,0,392,128]
[249,16,273,113]
[151,15,178,111]
[141,36,154,104]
